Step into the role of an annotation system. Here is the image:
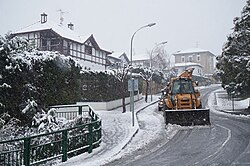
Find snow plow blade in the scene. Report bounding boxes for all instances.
[164,108,210,126]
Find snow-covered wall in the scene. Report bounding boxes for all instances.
[77,94,143,111]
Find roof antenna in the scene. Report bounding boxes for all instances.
[57,9,68,26]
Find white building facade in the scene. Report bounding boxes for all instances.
[173,48,215,76]
[11,13,111,71]
[173,62,203,76]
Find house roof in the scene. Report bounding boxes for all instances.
[132,54,150,61]
[12,19,111,53]
[173,48,210,55]
[13,20,89,43]
[109,52,125,59]
[108,55,120,61]
[109,52,130,62]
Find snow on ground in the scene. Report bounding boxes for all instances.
[215,90,249,110]
[56,85,249,166]
[196,84,221,90]
[56,108,139,166]
[105,103,180,164]
[56,96,179,166]
[208,88,250,119]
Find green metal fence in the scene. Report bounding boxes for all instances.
[0,104,102,166]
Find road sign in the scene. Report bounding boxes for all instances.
[128,78,138,91]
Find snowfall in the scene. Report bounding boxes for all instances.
[56,85,250,166]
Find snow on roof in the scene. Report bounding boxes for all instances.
[13,20,91,44]
[109,52,125,59]
[174,62,203,67]
[173,48,209,55]
[132,54,150,61]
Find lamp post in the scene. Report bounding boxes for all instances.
[150,41,168,101]
[130,23,156,126]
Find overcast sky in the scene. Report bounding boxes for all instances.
[0,0,247,56]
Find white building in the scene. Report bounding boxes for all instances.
[132,54,150,67]
[173,62,203,76]
[173,48,215,76]
[132,53,168,69]
[11,13,111,71]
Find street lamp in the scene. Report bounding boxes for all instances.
[150,41,168,101]
[130,23,156,126]
[130,23,156,66]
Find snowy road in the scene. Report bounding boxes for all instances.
[106,85,250,166]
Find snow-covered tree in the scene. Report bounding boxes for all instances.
[109,64,130,113]
[0,35,82,124]
[132,66,164,102]
[0,34,33,118]
[139,68,152,103]
[148,45,170,70]
[216,0,250,98]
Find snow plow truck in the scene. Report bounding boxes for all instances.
[161,68,210,126]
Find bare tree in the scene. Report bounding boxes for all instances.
[132,66,152,103]
[110,64,130,113]
[139,68,152,103]
[150,46,171,70]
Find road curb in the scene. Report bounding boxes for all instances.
[218,109,250,116]
[119,99,159,152]
[136,100,159,115]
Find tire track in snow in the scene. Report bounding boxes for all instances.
[194,124,232,165]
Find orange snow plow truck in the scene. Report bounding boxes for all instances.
[162,68,210,126]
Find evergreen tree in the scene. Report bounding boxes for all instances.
[0,35,82,125]
[0,35,33,119]
[217,0,250,98]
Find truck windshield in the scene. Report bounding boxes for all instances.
[172,79,194,94]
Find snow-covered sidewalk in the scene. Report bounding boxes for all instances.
[56,96,161,166]
[213,88,250,115]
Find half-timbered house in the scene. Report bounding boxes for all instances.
[11,13,111,70]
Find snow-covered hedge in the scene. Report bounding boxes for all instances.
[0,34,166,128]
[0,35,134,126]
[0,35,83,125]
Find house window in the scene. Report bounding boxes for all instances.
[181,56,185,62]
[85,45,92,55]
[197,54,200,62]
[188,56,193,62]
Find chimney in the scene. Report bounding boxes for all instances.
[68,22,74,30]
[41,12,47,24]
